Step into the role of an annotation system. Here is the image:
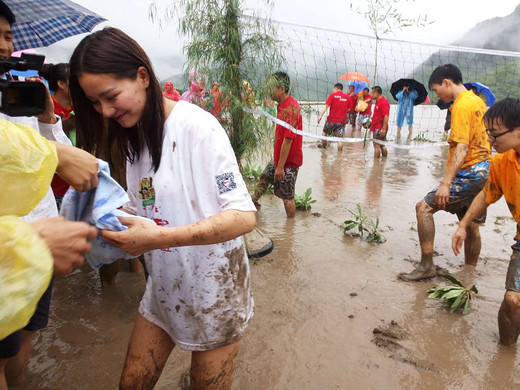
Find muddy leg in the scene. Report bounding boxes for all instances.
[464,222,481,266]
[399,200,438,281]
[381,145,388,157]
[119,314,175,390]
[337,141,343,152]
[129,258,143,274]
[252,174,268,207]
[373,144,381,159]
[99,260,120,287]
[0,359,7,390]
[4,330,33,386]
[190,341,240,390]
[396,126,402,138]
[407,125,413,140]
[498,290,520,346]
[283,199,296,218]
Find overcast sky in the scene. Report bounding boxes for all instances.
[35,0,520,81]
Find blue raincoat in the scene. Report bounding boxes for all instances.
[396,89,418,126]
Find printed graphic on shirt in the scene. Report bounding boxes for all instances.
[216,172,237,194]
[139,177,156,207]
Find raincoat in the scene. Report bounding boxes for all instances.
[163,81,180,102]
[180,69,209,108]
[396,89,418,127]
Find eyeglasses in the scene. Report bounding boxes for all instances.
[485,127,517,140]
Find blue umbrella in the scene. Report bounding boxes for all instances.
[5,0,106,51]
[348,81,368,94]
[463,82,496,106]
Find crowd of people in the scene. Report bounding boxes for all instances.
[4,0,520,388]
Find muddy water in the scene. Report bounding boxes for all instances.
[21,137,520,389]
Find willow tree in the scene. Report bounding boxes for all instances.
[151,0,284,166]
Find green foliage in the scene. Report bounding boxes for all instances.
[344,204,386,243]
[350,0,432,83]
[242,164,263,182]
[412,132,434,142]
[427,274,478,315]
[150,0,284,166]
[265,183,274,194]
[294,188,317,211]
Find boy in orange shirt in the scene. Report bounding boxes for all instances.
[452,98,520,346]
[400,64,490,281]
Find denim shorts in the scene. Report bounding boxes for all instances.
[424,160,490,223]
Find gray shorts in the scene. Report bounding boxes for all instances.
[260,162,299,200]
[506,246,520,292]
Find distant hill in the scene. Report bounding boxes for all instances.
[453,5,520,51]
[411,5,520,101]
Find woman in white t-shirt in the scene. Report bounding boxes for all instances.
[69,28,256,389]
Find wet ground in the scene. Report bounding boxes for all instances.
[22,133,520,389]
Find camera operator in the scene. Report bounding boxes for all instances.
[0,2,99,388]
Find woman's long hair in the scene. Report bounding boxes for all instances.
[69,27,165,172]
[39,63,69,92]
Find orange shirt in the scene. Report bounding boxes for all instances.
[447,90,490,171]
[484,149,520,239]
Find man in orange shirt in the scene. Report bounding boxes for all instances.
[452,98,520,345]
[400,64,490,281]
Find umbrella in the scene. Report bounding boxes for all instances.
[436,99,452,110]
[390,78,428,106]
[6,0,106,51]
[339,71,370,82]
[348,81,367,94]
[464,82,496,106]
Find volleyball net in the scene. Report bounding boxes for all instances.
[260,19,520,143]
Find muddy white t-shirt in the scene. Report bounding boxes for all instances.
[126,101,256,351]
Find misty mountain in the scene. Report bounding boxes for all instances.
[453,4,520,51]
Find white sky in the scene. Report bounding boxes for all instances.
[35,0,520,81]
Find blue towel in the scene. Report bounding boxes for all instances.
[60,159,154,269]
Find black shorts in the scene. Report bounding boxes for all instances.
[0,278,53,359]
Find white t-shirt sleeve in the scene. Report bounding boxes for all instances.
[191,119,256,213]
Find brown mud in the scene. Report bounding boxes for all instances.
[20,139,520,389]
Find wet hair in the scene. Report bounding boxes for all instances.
[334,83,343,91]
[271,71,290,93]
[372,86,382,95]
[483,98,520,130]
[428,64,463,89]
[0,1,15,25]
[39,63,69,92]
[69,27,164,172]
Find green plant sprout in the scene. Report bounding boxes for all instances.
[343,204,386,243]
[294,188,316,210]
[427,274,478,315]
[242,164,263,182]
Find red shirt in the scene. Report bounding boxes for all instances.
[361,93,372,115]
[325,90,349,124]
[347,92,358,113]
[52,94,73,120]
[51,94,73,197]
[274,95,303,169]
[370,96,390,131]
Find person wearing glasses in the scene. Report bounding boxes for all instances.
[452,98,520,346]
[400,64,490,281]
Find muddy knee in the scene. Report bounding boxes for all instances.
[502,290,520,314]
[415,199,432,216]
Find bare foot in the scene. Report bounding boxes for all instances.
[398,265,437,281]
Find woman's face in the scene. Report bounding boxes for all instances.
[78,67,149,128]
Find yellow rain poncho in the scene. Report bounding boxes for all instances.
[0,119,56,339]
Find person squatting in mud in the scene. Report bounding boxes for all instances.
[399,64,491,281]
[68,27,256,389]
[452,98,520,346]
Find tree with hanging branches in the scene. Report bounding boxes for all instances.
[150,0,285,166]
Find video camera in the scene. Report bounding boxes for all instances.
[0,53,46,117]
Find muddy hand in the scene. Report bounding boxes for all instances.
[102,217,160,256]
[452,226,467,256]
[435,184,450,210]
[31,217,98,274]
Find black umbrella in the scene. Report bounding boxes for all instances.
[390,78,428,106]
[436,99,452,110]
